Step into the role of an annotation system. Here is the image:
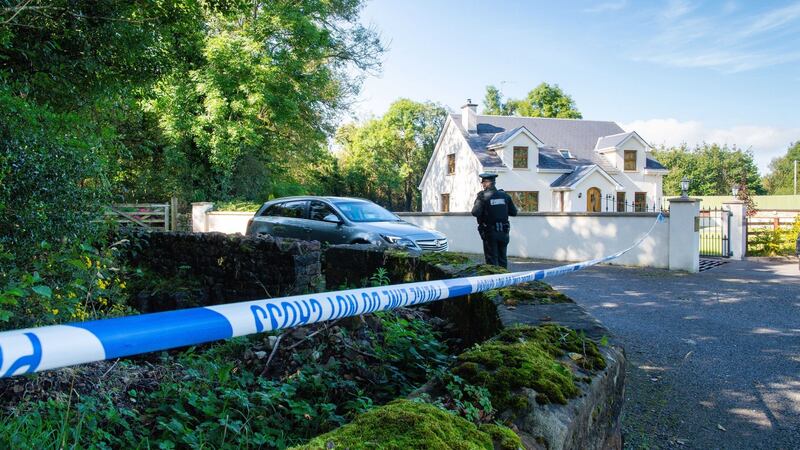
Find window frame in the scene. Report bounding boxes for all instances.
[634,192,647,212]
[264,200,308,219]
[512,146,529,169]
[624,150,637,171]
[308,200,339,222]
[507,191,538,212]
[447,154,456,175]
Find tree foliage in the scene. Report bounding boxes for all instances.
[482,83,582,118]
[651,143,764,196]
[763,142,800,194]
[0,0,382,254]
[336,99,446,211]
[147,0,383,200]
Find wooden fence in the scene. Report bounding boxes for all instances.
[746,210,799,231]
[746,209,799,256]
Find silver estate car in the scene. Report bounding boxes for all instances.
[245,196,448,252]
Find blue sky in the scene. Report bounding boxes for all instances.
[350,0,800,174]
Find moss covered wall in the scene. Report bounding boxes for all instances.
[322,245,626,450]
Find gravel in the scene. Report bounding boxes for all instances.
[510,257,800,450]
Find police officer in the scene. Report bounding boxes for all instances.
[471,173,518,268]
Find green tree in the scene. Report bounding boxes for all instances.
[763,142,800,194]
[481,83,582,118]
[337,99,446,211]
[147,0,383,201]
[0,0,382,253]
[652,143,764,196]
[483,85,511,115]
[0,0,204,252]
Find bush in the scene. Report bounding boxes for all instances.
[747,216,800,256]
[213,200,264,212]
[0,237,134,331]
[0,310,454,448]
[0,88,111,259]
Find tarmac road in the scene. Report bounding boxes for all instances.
[511,257,800,450]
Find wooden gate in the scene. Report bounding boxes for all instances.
[104,201,176,231]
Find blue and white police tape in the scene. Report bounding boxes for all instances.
[0,213,664,379]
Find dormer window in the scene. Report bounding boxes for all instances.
[624,150,637,171]
[558,149,574,159]
[513,146,528,169]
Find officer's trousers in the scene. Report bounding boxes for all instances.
[482,231,510,268]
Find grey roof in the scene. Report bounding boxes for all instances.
[450,113,666,172]
[595,131,634,149]
[646,157,667,170]
[487,126,527,147]
[550,165,596,188]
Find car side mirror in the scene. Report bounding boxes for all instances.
[323,214,341,224]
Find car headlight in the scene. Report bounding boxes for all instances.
[381,234,418,248]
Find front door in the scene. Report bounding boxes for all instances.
[587,187,601,212]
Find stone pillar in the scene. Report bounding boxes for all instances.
[668,197,700,272]
[191,202,214,233]
[723,199,747,260]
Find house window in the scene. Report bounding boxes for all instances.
[558,149,574,159]
[441,194,450,212]
[507,191,538,212]
[624,150,637,171]
[513,146,528,169]
[616,192,626,212]
[634,192,647,212]
[447,154,456,175]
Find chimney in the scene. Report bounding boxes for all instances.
[461,98,478,134]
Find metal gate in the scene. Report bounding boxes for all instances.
[699,207,732,257]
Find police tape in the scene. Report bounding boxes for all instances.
[0,213,664,378]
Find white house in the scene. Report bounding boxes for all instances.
[419,100,669,213]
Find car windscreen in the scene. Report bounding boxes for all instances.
[334,201,399,222]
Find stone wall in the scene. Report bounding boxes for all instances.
[324,245,500,347]
[123,231,321,312]
[324,245,625,450]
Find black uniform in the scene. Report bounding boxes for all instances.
[471,187,518,268]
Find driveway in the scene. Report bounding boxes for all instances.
[510,257,800,450]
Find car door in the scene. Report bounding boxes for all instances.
[307,200,348,244]
[262,200,308,239]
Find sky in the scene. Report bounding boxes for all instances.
[349,0,800,174]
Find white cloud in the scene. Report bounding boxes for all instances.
[622,118,800,174]
[662,0,694,19]
[633,1,800,72]
[583,1,627,13]
[737,1,800,38]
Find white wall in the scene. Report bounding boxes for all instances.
[205,211,252,234]
[420,118,483,213]
[600,137,662,209]
[398,212,670,268]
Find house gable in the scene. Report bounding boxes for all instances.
[550,165,623,191]
[491,128,542,170]
[595,131,653,172]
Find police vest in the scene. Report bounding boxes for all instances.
[485,190,510,224]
